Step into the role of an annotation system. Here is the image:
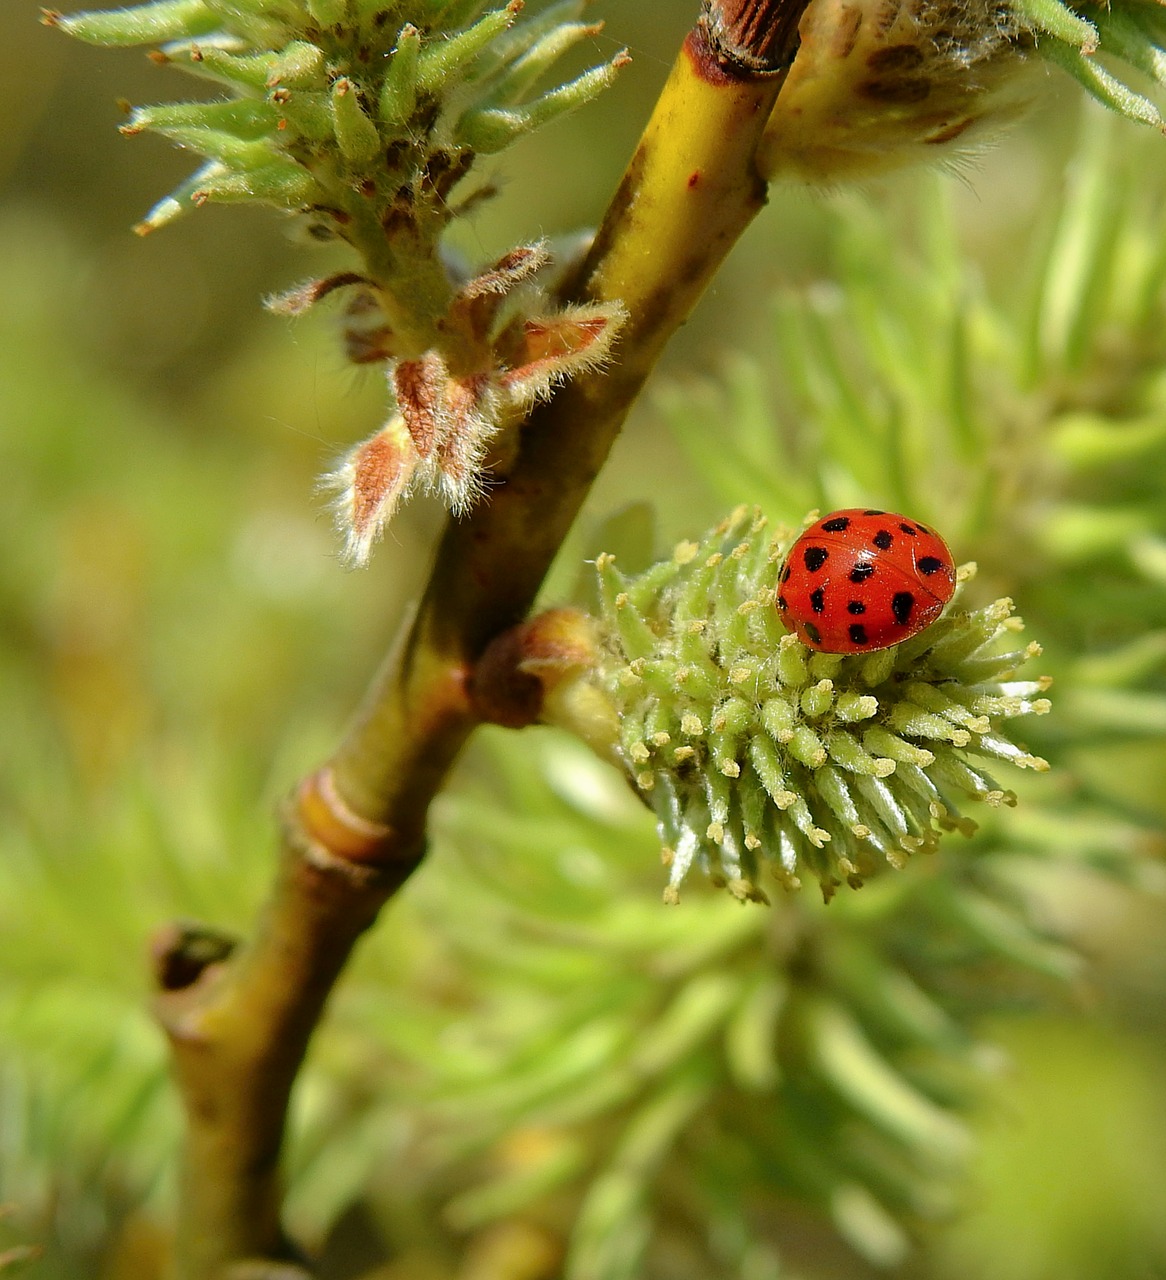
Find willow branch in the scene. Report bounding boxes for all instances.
[327,7,798,824]
[159,2,805,1275]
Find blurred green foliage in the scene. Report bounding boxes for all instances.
[3,4,1166,1278]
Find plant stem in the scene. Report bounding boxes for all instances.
[160,839,413,1279]
[161,2,804,1274]
[329,15,796,821]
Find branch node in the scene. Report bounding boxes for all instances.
[150,920,239,991]
[292,767,396,869]
[470,607,599,727]
[701,0,811,74]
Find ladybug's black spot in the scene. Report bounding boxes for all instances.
[804,621,822,646]
[862,508,885,515]
[848,623,869,645]
[847,600,866,615]
[803,546,829,572]
[777,595,788,611]
[918,556,944,575]
[810,587,825,613]
[873,529,893,550]
[899,523,917,536]
[780,563,791,583]
[821,516,851,532]
[891,591,915,624]
[849,562,875,583]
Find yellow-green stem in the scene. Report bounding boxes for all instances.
[330,26,787,822]
[164,6,800,1275]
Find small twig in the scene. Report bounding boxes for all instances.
[163,1,809,1275]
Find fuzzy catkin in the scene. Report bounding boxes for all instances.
[592,508,1051,903]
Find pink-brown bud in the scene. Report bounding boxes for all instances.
[323,416,419,567]
[470,608,600,728]
[498,301,626,406]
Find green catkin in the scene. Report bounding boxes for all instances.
[789,725,828,769]
[799,678,834,720]
[588,512,1052,901]
[53,0,625,256]
[623,555,688,615]
[135,160,226,232]
[862,726,935,765]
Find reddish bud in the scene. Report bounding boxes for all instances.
[266,271,372,316]
[394,352,449,459]
[460,242,550,301]
[500,301,626,406]
[393,354,501,511]
[323,415,419,567]
[449,241,552,345]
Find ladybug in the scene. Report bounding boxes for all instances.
[776,508,956,653]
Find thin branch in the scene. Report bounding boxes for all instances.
[327,12,798,820]
[161,1,808,1274]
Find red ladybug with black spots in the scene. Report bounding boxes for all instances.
[776,509,956,653]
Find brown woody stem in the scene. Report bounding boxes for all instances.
[165,1,804,1274]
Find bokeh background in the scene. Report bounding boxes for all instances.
[3,1,1166,1276]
